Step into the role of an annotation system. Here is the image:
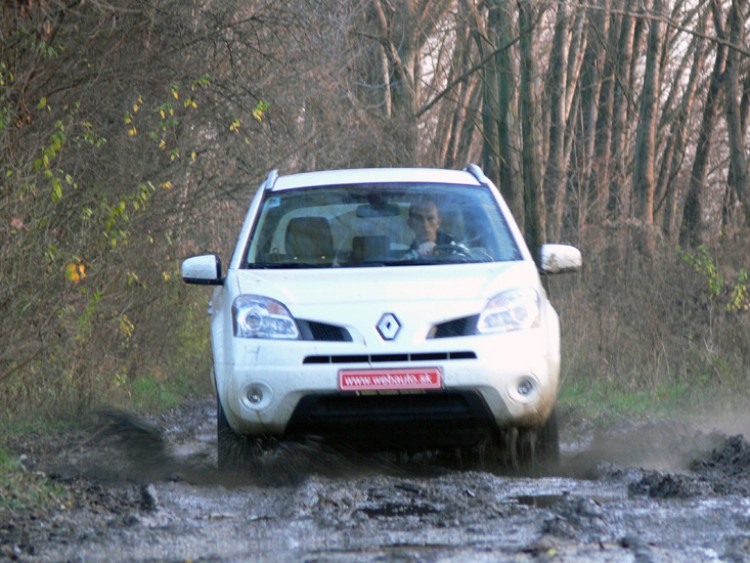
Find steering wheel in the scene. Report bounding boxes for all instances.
[433,243,474,260]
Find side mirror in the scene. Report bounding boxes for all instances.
[182,254,223,285]
[540,244,582,274]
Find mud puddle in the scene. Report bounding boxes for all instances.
[3,397,750,562]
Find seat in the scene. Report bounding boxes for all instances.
[285,217,334,261]
[351,235,390,263]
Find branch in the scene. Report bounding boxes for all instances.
[578,1,750,57]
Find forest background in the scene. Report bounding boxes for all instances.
[1,0,749,424]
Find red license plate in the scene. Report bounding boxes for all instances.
[338,368,442,391]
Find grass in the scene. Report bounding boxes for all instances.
[128,371,211,412]
[0,447,71,517]
[558,374,750,426]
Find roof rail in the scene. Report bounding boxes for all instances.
[463,163,490,186]
[264,169,279,191]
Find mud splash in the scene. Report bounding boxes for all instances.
[4,398,750,562]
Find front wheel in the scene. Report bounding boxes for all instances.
[536,408,561,471]
[217,397,262,471]
[483,409,561,475]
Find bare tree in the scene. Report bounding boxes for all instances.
[518,0,546,254]
[578,0,618,231]
[608,0,637,219]
[467,0,524,220]
[631,0,666,253]
[658,7,710,240]
[723,0,750,227]
[544,0,570,241]
[367,0,453,164]
[680,0,728,247]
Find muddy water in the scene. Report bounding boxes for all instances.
[4,397,750,562]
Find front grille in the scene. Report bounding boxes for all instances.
[285,391,495,448]
[303,351,476,365]
[431,315,478,338]
[297,320,352,342]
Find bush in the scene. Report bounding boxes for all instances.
[555,227,750,409]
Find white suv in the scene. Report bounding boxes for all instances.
[182,165,581,471]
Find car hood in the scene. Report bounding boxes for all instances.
[228,262,541,307]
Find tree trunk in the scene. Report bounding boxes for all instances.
[370,0,453,165]
[544,0,569,242]
[680,0,728,247]
[579,0,617,228]
[518,0,546,257]
[473,0,523,221]
[659,9,709,240]
[631,0,665,248]
[608,0,636,219]
[723,0,750,226]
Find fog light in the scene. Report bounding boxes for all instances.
[247,386,264,404]
[241,382,272,410]
[517,379,535,397]
[509,376,539,403]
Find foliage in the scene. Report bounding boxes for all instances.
[557,231,750,397]
[1,0,749,425]
[0,448,70,516]
[678,245,750,313]
[1,3,222,419]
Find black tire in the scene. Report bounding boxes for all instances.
[535,408,561,472]
[483,409,560,475]
[217,397,259,471]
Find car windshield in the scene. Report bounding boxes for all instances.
[244,182,522,268]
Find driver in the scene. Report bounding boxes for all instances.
[404,197,455,258]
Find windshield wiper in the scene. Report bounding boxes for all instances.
[247,262,335,269]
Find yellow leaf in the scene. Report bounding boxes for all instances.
[160,109,166,120]
[191,151,197,161]
[65,262,86,284]
[162,272,171,281]
[119,315,135,338]
[128,127,137,136]
[159,139,166,150]
[133,103,139,113]
[159,180,173,190]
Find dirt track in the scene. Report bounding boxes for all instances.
[4,397,750,562]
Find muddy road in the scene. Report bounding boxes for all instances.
[4,397,750,562]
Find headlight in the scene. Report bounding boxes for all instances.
[476,288,540,334]
[232,295,300,339]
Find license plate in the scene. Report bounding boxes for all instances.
[338,368,442,391]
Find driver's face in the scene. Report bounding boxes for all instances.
[408,202,441,243]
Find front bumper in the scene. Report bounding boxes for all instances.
[216,328,559,442]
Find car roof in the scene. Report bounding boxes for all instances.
[270,168,484,191]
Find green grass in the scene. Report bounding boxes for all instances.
[128,371,210,412]
[0,447,70,517]
[558,375,750,424]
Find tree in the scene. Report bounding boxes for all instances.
[631,0,666,237]
[517,0,546,254]
[723,0,750,227]
[544,0,571,241]
[680,0,728,248]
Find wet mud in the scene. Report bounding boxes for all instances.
[3,397,750,562]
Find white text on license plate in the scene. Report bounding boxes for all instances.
[338,368,442,391]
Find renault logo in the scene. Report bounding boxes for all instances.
[377,313,401,340]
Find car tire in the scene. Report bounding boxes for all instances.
[535,407,561,471]
[217,396,260,471]
[488,409,559,475]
